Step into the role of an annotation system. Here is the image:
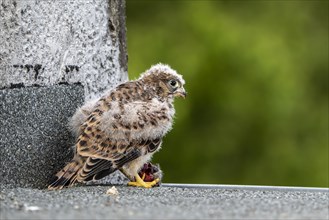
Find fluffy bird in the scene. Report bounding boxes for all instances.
[48,64,186,189]
[68,97,164,185]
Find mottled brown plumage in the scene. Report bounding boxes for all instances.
[48,64,186,189]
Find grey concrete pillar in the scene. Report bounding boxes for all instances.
[0,0,128,188]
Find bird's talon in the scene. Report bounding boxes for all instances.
[128,175,159,188]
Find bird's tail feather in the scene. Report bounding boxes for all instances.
[48,158,82,190]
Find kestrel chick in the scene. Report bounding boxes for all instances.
[67,85,164,184]
[48,64,186,189]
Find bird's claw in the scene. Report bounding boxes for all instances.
[128,174,160,188]
[128,178,160,188]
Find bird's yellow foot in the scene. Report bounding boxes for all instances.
[128,173,159,188]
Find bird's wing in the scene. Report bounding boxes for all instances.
[78,148,141,182]
[77,139,162,182]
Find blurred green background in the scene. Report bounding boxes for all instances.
[126,0,328,187]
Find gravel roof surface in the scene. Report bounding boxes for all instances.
[1,184,328,219]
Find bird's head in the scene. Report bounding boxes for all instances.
[139,63,186,99]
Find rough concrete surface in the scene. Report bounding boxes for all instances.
[0,184,328,220]
[0,0,128,100]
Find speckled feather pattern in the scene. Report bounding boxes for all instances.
[48,64,185,189]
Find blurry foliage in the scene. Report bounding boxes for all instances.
[126,0,328,187]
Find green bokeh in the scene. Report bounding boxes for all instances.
[126,0,328,187]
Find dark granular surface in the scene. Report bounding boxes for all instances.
[1,184,328,219]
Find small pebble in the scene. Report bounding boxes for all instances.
[106,186,119,196]
[25,206,41,211]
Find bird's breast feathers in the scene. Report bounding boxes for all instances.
[99,97,175,141]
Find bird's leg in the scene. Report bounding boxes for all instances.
[119,168,135,182]
[128,173,159,188]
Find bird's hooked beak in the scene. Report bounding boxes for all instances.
[174,87,187,99]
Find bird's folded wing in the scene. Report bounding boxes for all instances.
[78,148,142,182]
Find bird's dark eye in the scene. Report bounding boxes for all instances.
[169,80,178,88]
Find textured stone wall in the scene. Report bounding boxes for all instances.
[0,0,128,188]
[0,0,128,100]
